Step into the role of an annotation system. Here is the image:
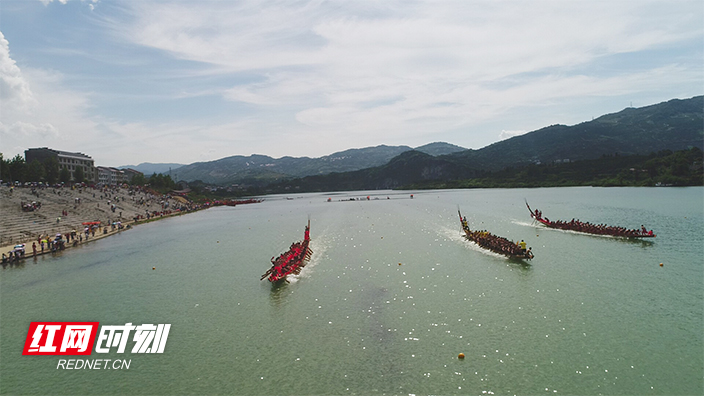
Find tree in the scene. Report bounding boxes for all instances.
[44,157,59,184]
[74,166,85,183]
[130,173,146,186]
[163,174,175,189]
[8,155,27,183]
[59,167,71,183]
[148,173,175,191]
[0,153,10,181]
[26,160,45,182]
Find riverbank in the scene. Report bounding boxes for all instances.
[0,184,201,260]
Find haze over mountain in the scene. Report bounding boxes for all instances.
[118,163,184,176]
[121,96,701,189]
[264,96,703,192]
[175,142,466,184]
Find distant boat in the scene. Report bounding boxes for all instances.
[458,209,533,260]
[526,201,656,238]
[261,220,312,283]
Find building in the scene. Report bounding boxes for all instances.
[25,147,97,183]
[97,167,135,185]
[121,168,143,183]
[112,167,127,184]
[96,166,121,185]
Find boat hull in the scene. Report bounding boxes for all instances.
[261,220,312,283]
[459,210,533,260]
[526,201,656,238]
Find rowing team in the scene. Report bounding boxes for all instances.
[461,216,533,259]
[534,209,653,236]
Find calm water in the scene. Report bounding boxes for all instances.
[1,187,702,395]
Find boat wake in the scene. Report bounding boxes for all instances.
[513,219,625,239]
[546,228,624,239]
[288,234,328,283]
[512,220,539,228]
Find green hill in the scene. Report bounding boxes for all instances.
[264,150,479,192]
[405,148,703,189]
[257,96,704,193]
[175,142,466,185]
[447,96,703,170]
[414,142,466,156]
[175,145,413,184]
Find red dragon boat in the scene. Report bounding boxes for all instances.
[526,201,656,238]
[458,210,534,260]
[261,220,313,283]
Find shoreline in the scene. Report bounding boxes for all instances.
[1,208,202,263]
[0,184,205,264]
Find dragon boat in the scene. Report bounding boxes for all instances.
[458,210,533,260]
[261,220,313,283]
[526,201,656,238]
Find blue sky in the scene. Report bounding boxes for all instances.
[1,0,702,167]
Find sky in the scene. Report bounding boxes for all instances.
[0,0,702,167]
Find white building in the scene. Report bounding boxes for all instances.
[97,166,122,185]
[25,147,97,182]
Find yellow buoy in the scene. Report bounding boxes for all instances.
[458,353,465,359]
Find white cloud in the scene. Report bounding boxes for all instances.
[499,130,528,141]
[0,121,58,138]
[4,1,701,164]
[121,1,701,119]
[125,1,701,76]
[0,33,100,159]
[39,0,99,6]
[0,31,35,112]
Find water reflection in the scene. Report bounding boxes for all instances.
[504,260,534,280]
[507,257,533,266]
[267,280,290,308]
[614,237,655,247]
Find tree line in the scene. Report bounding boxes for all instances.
[0,154,65,184]
[0,153,175,191]
[404,147,704,189]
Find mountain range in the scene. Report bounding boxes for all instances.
[446,96,703,171]
[123,96,702,189]
[118,162,185,176]
[263,96,703,192]
[173,142,465,185]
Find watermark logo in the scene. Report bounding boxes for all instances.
[23,322,170,355]
[23,322,99,355]
[95,323,170,354]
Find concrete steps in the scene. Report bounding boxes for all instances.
[1,186,179,248]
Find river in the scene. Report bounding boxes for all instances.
[1,187,702,395]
